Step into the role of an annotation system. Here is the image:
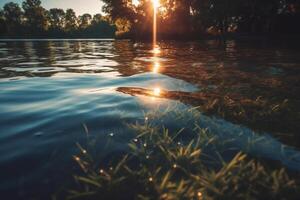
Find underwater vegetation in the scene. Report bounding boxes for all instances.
[66,108,300,200]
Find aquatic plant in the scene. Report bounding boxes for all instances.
[66,113,300,200]
[117,84,300,148]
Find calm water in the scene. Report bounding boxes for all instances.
[0,39,300,199]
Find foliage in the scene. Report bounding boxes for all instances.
[101,0,300,38]
[2,2,22,35]
[0,0,115,38]
[65,9,77,32]
[22,0,49,33]
[1,0,299,38]
[66,114,300,200]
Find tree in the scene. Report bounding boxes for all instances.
[101,0,153,37]
[0,10,6,35]
[100,0,195,37]
[22,0,49,34]
[0,0,115,38]
[101,0,300,37]
[65,9,77,32]
[85,13,116,38]
[78,13,92,29]
[92,13,103,24]
[49,8,65,30]
[3,2,23,34]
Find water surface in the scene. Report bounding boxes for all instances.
[0,39,300,199]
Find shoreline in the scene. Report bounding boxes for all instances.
[1,33,300,41]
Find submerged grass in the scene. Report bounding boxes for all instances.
[66,108,300,200]
[117,86,300,147]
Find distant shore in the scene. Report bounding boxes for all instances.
[1,33,300,42]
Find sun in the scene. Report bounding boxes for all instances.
[153,87,161,96]
[132,0,160,9]
[132,0,140,7]
[152,0,160,8]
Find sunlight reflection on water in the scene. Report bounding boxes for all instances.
[152,62,160,73]
[0,39,300,199]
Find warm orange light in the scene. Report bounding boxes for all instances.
[132,0,139,7]
[152,0,160,8]
[153,87,161,96]
[152,0,159,48]
[153,62,160,73]
[152,46,161,54]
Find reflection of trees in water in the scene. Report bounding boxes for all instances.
[113,40,300,147]
[0,41,118,78]
[111,41,152,76]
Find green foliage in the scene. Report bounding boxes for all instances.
[78,14,92,29]
[49,8,65,30]
[0,0,115,38]
[1,0,299,38]
[67,115,300,200]
[65,9,77,32]
[2,2,22,34]
[101,0,300,38]
[22,0,48,32]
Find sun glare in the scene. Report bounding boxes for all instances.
[153,87,161,96]
[152,46,161,54]
[132,0,140,7]
[152,0,160,8]
[153,62,160,73]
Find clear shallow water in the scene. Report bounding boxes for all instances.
[0,39,300,199]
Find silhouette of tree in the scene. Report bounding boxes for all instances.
[0,10,6,35]
[78,13,92,29]
[100,0,300,38]
[3,2,23,35]
[0,0,299,38]
[92,13,103,24]
[22,0,49,35]
[49,8,65,31]
[86,13,116,37]
[0,1,115,38]
[65,9,77,33]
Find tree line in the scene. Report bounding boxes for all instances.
[102,0,300,39]
[0,0,116,38]
[1,0,299,39]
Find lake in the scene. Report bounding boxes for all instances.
[0,39,300,199]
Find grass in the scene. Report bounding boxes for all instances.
[64,108,300,200]
[117,85,300,148]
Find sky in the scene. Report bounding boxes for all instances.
[0,0,104,15]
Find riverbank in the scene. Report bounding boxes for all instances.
[2,33,300,42]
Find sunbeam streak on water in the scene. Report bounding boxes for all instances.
[0,39,300,199]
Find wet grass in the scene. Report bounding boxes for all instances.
[65,109,300,200]
[117,85,300,148]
